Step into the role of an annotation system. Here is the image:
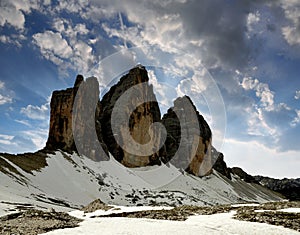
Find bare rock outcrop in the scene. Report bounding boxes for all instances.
[161,96,212,176]
[45,75,107,161]
[211,146,232,179]
[45,75,82,152]
[99,66,164,167]
[44,66,218,175]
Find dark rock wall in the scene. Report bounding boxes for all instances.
[45,66,221,176]
[45,75,108,161]
[99,66,163,167]
[162,96,212,176]
[45,76,82,152]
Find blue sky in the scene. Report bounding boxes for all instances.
[0,0,299,178]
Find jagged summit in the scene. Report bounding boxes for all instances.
[99,66,162,167]
[44,66,215,176]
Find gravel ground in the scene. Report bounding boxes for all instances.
[0,209,82,235]
[97,201,300,232]
[0,201,299,234]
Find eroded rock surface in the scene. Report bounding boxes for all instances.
[45,75,107,161]
[99,66,164,167]
[161,96,212,176]
[44,66,218,175]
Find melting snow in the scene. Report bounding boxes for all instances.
[40,208,300,235]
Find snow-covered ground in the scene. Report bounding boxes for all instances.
[278,208,300,213]
[40,206,300,235]
[0,151,282,216]
[0,151,298,234]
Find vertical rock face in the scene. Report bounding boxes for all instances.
[99,66,163,167]
[161,96,212,176]
[45,75,107,161]
[45,75,83,152]
[72,77,108,161]
[45,66,219,176]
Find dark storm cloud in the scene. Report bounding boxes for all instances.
[176,0,251,69]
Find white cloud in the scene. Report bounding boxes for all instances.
[15,119,31,127]
[282,26,300,46]
[295,90,300,99]
[20,103,49,120]
[0,129,48,154]
[0,94,12,105]
[0,81,13,105]
[241,77,274,111]
[280,0,300,46]
[55,0,88,14]
[223,138,300,178]
[34,20,97,75]
[0,0,43,30]
[0,1,26,30]
[246,107,278,138]
[53,18,66,32]
[72,40,95,72]
[74,23,89,35]
[0,134,14,145]
[0,34,26,47]
[21,129,48,150]
[247,11,260,32]
[33,31,73,60]
[147,69,176,112]
[241,77,259,90]
[291,109,300,127]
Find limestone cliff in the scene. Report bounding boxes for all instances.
[45,66,226,176]
[161,96,212,176]
[45,75,107,161]
[99,66,164,167]
[45,75,82,152]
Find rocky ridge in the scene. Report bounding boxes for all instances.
[254,176,300,201]
[45,66,214,176]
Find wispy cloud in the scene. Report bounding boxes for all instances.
[0,81,13,105]
[15,119,31,127]
[0,134,14,145]
[295,90,300,100]
[280,0,300,46]
[20,103,49,120]
[241,77,274,111]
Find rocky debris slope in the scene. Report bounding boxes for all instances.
[0,209,82,235]
[254,176,300,201]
